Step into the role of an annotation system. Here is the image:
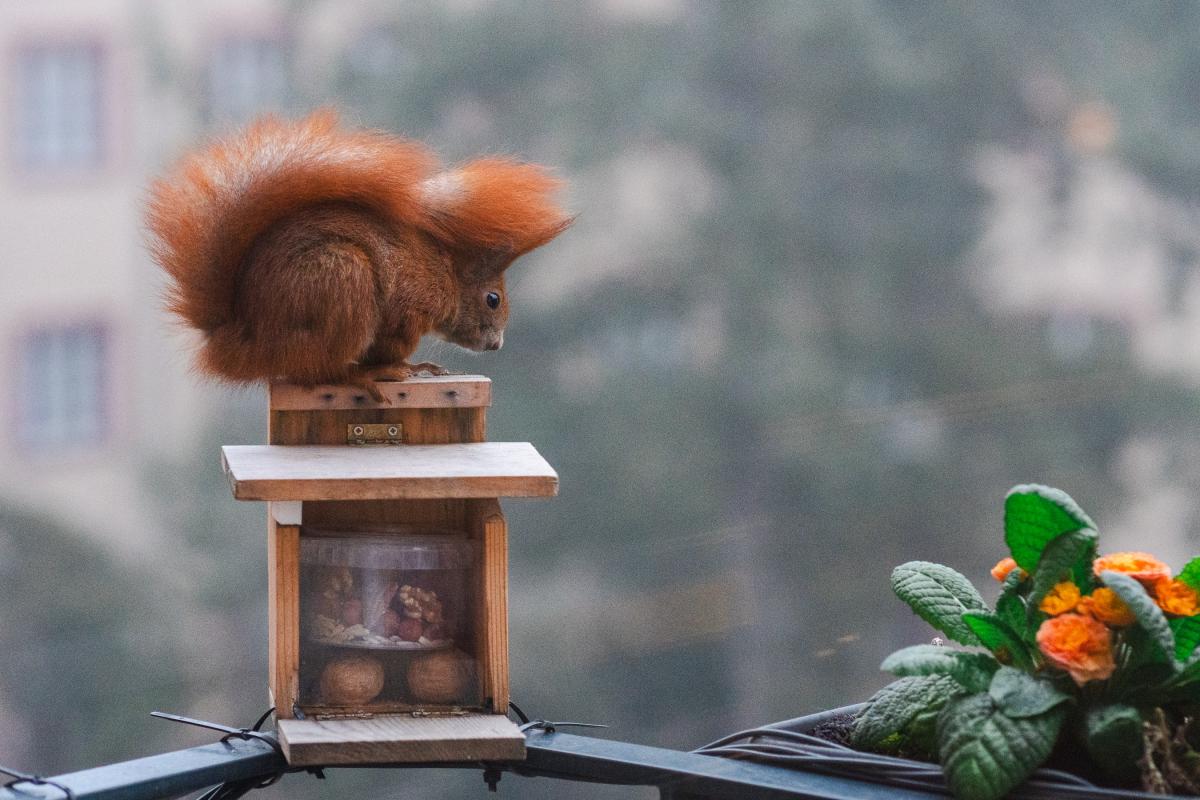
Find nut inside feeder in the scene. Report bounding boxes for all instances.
[300,530,479,710]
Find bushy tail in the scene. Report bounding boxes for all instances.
[419,158,574,261]
[146,110,438,334]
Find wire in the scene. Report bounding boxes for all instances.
[692,723,1164,800]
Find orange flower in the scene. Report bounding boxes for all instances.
[1038,581,1081,615]
[991,557,1024,582]
[1036,613,1116,685]
[1153,578,1200,617]
[1092,551,1171,585]
[1078,588,1136,626]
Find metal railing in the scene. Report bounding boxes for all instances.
[0,726,939,800]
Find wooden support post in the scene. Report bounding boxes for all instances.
[268,518,300,718]
[469,498,510,712]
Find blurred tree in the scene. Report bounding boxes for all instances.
[0,506,181,772]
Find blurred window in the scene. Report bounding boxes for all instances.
[207,36,287,123]
[16,323,109,449]
[13,42,105,170]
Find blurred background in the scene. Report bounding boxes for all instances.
[2,1,1200,797]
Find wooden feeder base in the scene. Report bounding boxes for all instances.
[278,713,526,765]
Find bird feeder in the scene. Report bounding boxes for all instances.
[220,375,557,765]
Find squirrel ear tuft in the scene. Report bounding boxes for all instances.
[420,158,573,266]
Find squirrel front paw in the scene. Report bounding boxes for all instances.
[346,362,453,404]
[406,361,451,376]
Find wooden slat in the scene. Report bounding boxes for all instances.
[223,443,558,501]
[268,521,301,719]
[468,500,510,713]
[269,376,491,411]
[277,714,526,765]
[270,407,486,446]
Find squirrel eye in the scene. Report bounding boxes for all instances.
[485,291,501,310]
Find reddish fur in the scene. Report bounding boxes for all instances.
[146,110,571,387]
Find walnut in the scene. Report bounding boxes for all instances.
[396,585,445,626]
[319,655,385,706]
[406,650,471,704]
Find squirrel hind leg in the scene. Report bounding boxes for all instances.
[346,366,404,404]
[202,239,380,386]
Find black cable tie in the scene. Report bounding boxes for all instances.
[0,764,74,800]
[518,720,609,734]
[508,700,608,735]
[151,708,290,792]
[507,701,530,724]
[150,709,284,760]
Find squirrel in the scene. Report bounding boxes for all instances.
[146,110,571,401]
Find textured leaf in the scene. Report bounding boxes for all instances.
[995,570,1027,635]
[963,612,1034,670]
[1083,704,1143,783]
[881,645,998,693]
[904,705,944,760]
[987,666,1071,718]
[1171,617,1200,663]
[851,674,962,749]
[1004,485,1096,572]
[1180,557,1200,592]
[1100,571,1177,671]
[937,693,1065,800]
[1026,529,1097,615]
[892,561,988,645]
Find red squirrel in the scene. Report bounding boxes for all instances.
[146,110,571,400]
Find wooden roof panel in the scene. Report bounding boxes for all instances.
[221,442,558,501]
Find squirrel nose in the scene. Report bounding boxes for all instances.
[485,332,504,351]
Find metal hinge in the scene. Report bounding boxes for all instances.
[347,423,404,445]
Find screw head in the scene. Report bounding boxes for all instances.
[387,426,399,436]
[352,425,365,436]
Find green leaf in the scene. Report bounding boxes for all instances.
[987,666,1071,717]
[1082,704,1144,784]
[995,571,1027,636]
[881,645,999,693]
[1026,529,1097,616]
[904,705,943,760]
[1004,485,1096,572]
[963,612,1034,670]
[1180,557,1200,592]
[892,561,988,645]
[1171,617,1200,663]
[1100,571,1177,670]
[851,674,962,749]
[937,693,1065,800]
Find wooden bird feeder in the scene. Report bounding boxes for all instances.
[220,375,557,766]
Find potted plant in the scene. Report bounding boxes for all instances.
[845,484,1200,799]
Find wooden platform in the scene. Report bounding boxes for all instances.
[277,714,526,765]
[222,443,559,500]
[269,375,491,411]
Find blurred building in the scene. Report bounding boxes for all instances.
[0,0,308,555]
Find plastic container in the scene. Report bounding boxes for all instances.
[297,526,479,711]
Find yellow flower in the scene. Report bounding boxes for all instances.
[1036,613,1116,685]
[1093,551,1171,585]
[1078,588,1136,627]
[1038,581,1081,615]
[1153,578,1200,617]
[991,557,1024,582]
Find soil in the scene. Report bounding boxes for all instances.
[809,713,855,747]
